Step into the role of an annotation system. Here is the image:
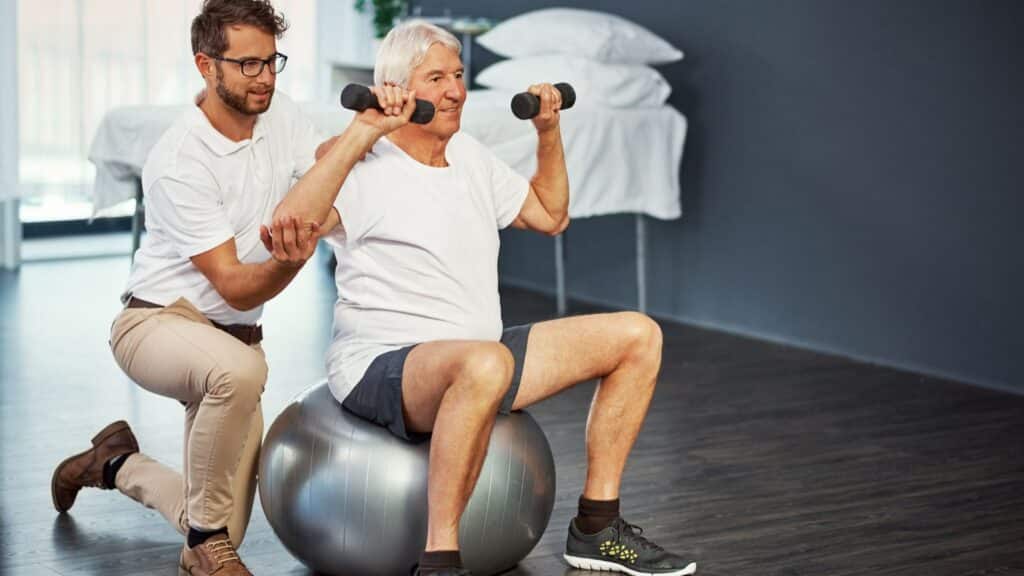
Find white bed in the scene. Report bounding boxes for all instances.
[88,89,687,313]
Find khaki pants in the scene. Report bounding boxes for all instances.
[109,297,266,546]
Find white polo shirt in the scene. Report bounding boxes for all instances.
[324,132,530,401]
[122,92,321,325]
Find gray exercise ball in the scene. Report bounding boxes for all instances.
[259,381,556,576]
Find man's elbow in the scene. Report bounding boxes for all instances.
[210,277,259,311]
[545,215,570,237]
[219,290,256,312]
[228,297,262,312]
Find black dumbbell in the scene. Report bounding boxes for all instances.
[511,83,576,120]
[340,84,435,124]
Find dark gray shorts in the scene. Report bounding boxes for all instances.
[341,324,533,443]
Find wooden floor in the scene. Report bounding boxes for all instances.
[1,248,1022,576]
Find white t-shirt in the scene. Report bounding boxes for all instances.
[325,132,530,401]
[122,92,321,325]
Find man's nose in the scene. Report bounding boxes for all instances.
[444,81,464,101]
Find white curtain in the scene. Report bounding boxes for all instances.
[1,0,20,269]
[16,0,316,223]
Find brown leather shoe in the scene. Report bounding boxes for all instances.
[179,533,253,575]
[51,420,139,513]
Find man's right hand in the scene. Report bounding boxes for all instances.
[354,85,418,137]
[260,216,321,270]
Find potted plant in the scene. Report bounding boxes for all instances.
[355,0,408,39]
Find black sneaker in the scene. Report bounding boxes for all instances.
[564,517,697,575]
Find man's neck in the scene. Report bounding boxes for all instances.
[199,97,258,142]
[388,128,452,168]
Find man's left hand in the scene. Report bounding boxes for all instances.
[528,83,562,134]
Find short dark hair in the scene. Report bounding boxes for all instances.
[191,0,288,56]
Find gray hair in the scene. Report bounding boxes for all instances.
[374,20,462,87]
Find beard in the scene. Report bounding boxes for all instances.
[215,63,274,115]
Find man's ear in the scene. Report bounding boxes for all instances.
[194,53,215,79]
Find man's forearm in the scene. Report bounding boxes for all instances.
[530,129,570,222]
[276,121,381,227]
[214,258,301,311]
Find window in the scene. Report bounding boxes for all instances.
[16,0,315,223]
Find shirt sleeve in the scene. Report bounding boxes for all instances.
[475,138,530,229]
[145,174,234,258]
[324,171,366,245]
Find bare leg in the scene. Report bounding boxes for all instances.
[511,311,663,499]
[401,340,515,551]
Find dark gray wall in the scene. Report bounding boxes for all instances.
[419,0,1023,392]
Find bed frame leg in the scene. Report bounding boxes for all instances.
[131,177,143,262]
[555,232,567,316]
[636,213,647,314]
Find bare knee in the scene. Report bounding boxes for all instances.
[618,312,663,366]
[452,342,514,402]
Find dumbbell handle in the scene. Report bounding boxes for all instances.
[340,84,435,124]
[511,83,576,120]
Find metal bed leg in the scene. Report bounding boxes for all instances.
[131,177,143,262]
[636,213,647,313]
[555,232,567,316]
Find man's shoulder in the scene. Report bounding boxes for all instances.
[450,130,482,152]
[142,110,218,186]
[447,131,503,176]
[352,137,403,173]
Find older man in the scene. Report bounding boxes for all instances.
[275,20,696,576]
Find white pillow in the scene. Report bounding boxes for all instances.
[475,55,672,108]
[476,8,683,65]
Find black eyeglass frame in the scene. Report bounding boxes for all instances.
[209,52,288,77]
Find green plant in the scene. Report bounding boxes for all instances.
[355,0,408,39]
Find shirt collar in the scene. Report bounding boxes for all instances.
[188,105,267,157]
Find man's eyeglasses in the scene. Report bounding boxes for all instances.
[210,52,288,77]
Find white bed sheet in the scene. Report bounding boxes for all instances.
[89,90,686,220]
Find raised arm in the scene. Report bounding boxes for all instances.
[511,83,570,236]
[274,86,418,232]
